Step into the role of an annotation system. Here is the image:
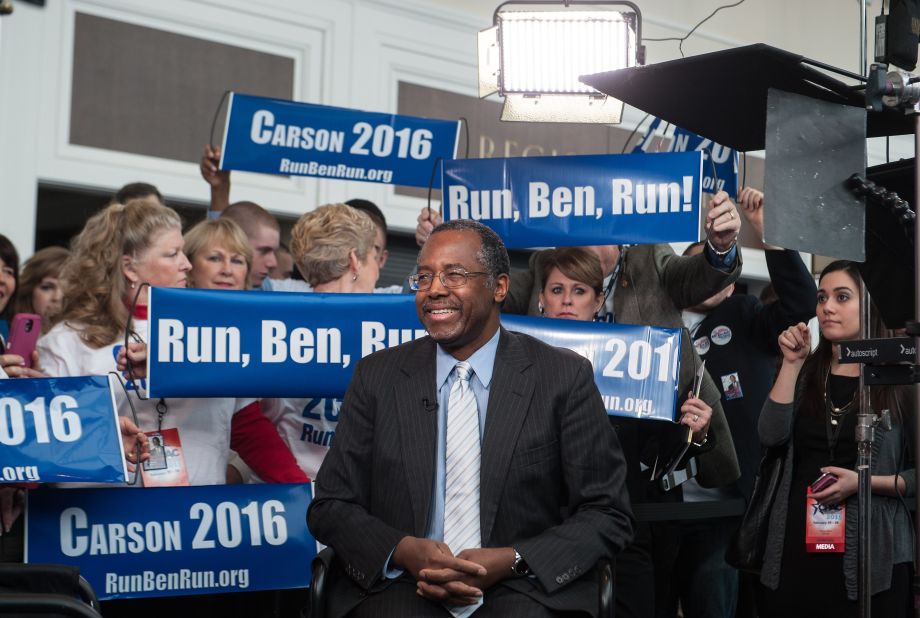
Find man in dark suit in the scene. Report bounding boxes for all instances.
[308,219,633,617]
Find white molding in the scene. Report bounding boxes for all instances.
[26,0,352,219]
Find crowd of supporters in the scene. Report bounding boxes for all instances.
[0,145,914,618]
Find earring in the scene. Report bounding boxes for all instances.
[352,273,358,282]
[538,303,544,315]
[130,281,136,290]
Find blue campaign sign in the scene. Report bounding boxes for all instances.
[147,288,680,421]
[441,151,703,249]
[503,315,680,422]
[220,92,460,187]
[147,287,427,399]
[0,375,126,484]
[26,483,315,600]
[632,117,739,196]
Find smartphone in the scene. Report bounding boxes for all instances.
[6,313,42,367]
[811,472,838,492]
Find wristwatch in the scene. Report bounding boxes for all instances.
[511,549,531,576]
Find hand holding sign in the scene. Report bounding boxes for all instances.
[116,342,148,380]
[120,417,150,472]
[200,144,231,213]
[705,191,741,252]
[737,187,782,250]
[416,207,443,248]
[679,391,712,444]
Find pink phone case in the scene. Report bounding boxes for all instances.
[6,313,42,368]
[811,472,838,493]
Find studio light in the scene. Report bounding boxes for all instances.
[479,1,644,123]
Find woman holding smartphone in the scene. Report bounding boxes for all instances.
[757,260,913,617]
[0,234,43,378]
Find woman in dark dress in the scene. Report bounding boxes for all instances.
[757,260,914,617]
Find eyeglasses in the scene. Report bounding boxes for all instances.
[408,269,490,291]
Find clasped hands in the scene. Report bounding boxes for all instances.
[392,536,515,606]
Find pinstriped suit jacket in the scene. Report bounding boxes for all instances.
[307,328,634,617]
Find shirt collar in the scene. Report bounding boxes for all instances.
[435,327,501,390]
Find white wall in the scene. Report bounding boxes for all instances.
[0,0,910,281]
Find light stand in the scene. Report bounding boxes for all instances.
[859,65,920,618]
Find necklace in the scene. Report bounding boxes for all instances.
[824,367,857,426]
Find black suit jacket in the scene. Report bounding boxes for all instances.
[308,328,634,617]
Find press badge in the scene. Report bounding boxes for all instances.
[141,428,190,487]
[805,489,845,552]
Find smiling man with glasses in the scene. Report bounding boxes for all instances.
[309,218,633,618]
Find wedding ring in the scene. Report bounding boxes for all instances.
[693,414,700,422]
[729,211,735,219]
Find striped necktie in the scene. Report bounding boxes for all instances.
[443,361,482,616]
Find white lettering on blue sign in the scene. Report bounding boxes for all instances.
[189,500,288,549]
[2,465,39,481]
[0,395,82,446]
[250,110,345,153]
[349,123,433,160]
[611,177,694,215]
[155,319,431,369]
[361,322,427,357]
[59,500,289,558]
[60,508,182,557]
[158,319,248,367]
[105,568,251,594]
[447,186,515,222]
[261,321,349,367]
[446,176,695,223]
[528,183,597,220]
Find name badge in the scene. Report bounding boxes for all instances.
[141,428,189,487]
[805,488,845,553]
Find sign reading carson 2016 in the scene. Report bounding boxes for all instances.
[220,93,460,188]
[441,151,703,249]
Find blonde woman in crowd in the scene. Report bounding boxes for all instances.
[262,203,381,478]
[183,217,308,484]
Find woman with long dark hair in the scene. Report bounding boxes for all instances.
[757,260,914,617]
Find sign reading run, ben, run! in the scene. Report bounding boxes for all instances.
[441,151,703,249]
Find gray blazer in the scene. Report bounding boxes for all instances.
[504,244,742,488]
[308,328,634,617]
[759,394,916,599]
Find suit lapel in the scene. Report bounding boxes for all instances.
[480,329,534,544]
[393,338,439,536]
